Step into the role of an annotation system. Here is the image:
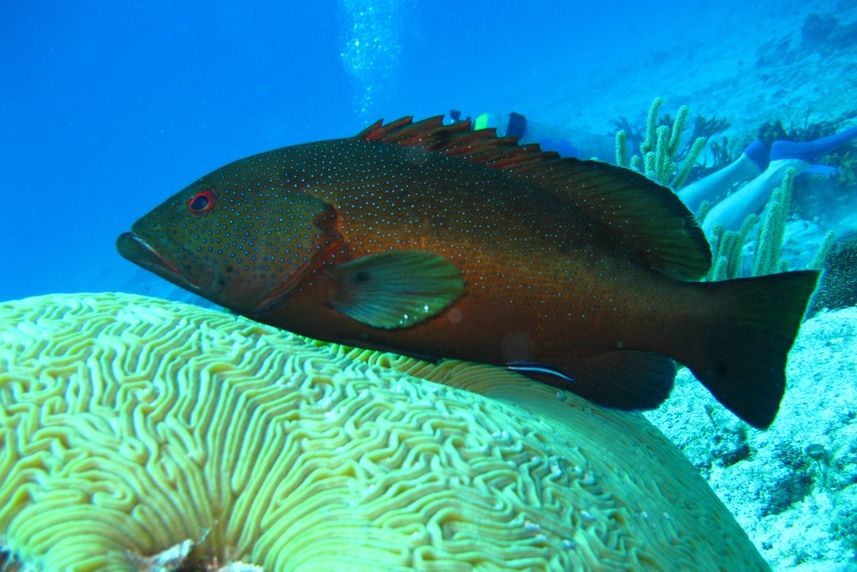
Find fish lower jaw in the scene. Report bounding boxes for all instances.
[117,231,213,292]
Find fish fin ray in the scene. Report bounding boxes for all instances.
[687,270,819,428]
[547,160,711,279]
[331,250,465,329]
[356,116,710,279]
[510,351,676,410]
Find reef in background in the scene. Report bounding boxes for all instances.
[646,306,857,570]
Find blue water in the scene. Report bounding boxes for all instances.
[1,0,853,302]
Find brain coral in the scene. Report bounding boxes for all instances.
[0,293,768,571]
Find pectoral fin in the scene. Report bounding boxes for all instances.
[331,250,465,329]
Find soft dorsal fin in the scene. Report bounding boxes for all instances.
[356,116,711,280]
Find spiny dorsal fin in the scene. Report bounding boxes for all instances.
[358,115,545,165]
[356,116,711,280]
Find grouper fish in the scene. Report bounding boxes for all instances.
[117,116,819,428]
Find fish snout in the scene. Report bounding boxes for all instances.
[116,231,214,292]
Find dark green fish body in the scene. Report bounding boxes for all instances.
[248,140,687,358]
[118,116,819,428]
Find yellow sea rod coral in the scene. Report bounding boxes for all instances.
[0,293,768,571]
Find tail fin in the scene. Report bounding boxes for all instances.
[688,270,819,429]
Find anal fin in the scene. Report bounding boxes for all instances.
[509,351,676,410]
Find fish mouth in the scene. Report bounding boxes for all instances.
[117,231,213,291]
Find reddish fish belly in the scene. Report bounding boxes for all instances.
[254,248,702,369]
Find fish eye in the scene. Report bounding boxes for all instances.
[187,188,216,215]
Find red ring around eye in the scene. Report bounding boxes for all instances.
[187,188,216,214]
